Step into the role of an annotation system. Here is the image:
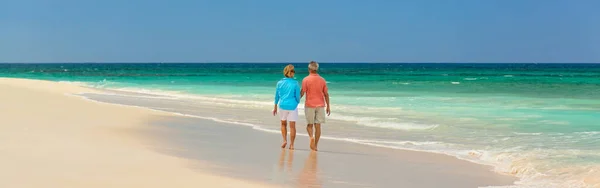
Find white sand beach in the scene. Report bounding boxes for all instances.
[0,78,273,188]
[0,78,518,188]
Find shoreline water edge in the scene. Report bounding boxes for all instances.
[0,77,516,188]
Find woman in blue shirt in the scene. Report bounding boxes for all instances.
[273,64,301,150]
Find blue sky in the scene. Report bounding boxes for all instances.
[1,0,599,63]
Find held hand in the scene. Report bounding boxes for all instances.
[326,106,331,116]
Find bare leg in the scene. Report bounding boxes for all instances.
[307,124,316,151]
[314,124,321,151]
[280,120,287,148]
[289,121,296,150]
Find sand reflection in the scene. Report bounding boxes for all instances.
[278,149,295,173]
[298,151,320,188]
[278,149,321,187]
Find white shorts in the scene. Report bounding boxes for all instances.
[279,108,298,122]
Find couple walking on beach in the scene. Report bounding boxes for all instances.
[273,61,330,151]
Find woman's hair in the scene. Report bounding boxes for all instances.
[283,64,295,78]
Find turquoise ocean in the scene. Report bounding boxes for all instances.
[1,63,599,187]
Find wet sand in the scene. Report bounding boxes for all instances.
[141,116,516,188]
[81,90,517,187]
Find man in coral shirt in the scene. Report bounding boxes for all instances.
[300,61,330,151]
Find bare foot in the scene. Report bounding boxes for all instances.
[281,141,287,148]
[309,138,316,151]
[289,145,295,150]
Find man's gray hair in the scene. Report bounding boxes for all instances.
[308,61,319,71]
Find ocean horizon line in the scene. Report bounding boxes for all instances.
[1,62,599,64]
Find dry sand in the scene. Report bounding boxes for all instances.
[0,78,273,188]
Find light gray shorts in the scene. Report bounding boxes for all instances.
[305,107,326,124]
